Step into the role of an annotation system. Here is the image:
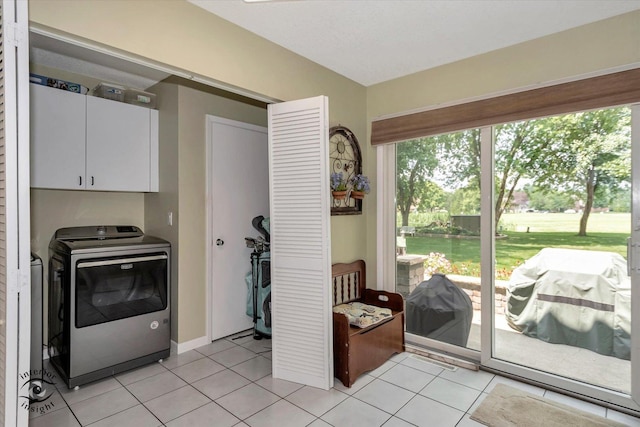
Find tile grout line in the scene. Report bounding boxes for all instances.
[237,393,318,424]
[157,383,233,426]
[115,366,178,426]
[282,385,351,423]
[347,362,495,425]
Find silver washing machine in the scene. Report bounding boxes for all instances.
[48,226,171,388]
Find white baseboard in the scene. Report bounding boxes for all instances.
[44,338,209,359]
[171,336,209,355]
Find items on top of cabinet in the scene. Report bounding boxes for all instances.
[30,71,158,109]
[124,88,157,109]
[93,82,125,102]
[29,73,89,94]
[93,83,157,109]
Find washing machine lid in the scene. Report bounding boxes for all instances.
[50,226,170,254]
[54,225,143,241]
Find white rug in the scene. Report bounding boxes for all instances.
[470,384,627,427]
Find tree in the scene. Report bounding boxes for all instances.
[438,122,563,230]
[395,107,630,237]
[418,180,447,212]
[397,132,480,226]
[438,129,481,188]
[396,138,439,226]
[493,119,565,229]
[524,184,573,212]
[438,109,630,235]
[448,183,480,215]
[559,108,631,235]
[432,130,482,214]
[609,184,631,212]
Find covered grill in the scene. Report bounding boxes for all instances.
[505,248,630,359]
[406,274,473,346]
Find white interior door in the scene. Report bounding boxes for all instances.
[208,116,269,341]
[268,96,333,389]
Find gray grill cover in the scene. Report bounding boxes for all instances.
[406,274,473,346]
[505,248,630,359]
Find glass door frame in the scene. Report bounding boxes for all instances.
[632,104,640,407]
[378,104,640,412]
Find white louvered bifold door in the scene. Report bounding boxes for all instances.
[1,0,31,425]
[268,96,333,389]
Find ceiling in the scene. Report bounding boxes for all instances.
[190,0,640,87]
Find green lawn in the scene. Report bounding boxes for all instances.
[499,212,630,234]
[405,212,630,279]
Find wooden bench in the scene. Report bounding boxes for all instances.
[332,260,405,387]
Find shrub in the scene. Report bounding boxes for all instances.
[423,252,453,275]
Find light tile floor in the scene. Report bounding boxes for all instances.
[29,331,640,427]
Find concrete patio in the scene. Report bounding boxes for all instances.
[465,310,630,394]
[398,261,631,395]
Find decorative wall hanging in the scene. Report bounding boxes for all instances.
[329,125,363,215]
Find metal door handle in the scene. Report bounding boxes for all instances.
[216,239,224,246]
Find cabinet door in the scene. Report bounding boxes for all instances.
[30,84,86,189]
[86,96,152,192]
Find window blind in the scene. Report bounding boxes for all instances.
[371,68,640,145]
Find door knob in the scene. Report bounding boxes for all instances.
[216,239,224,246]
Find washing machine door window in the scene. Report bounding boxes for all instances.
[75,253,168,328]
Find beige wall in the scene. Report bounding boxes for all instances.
[30,1,638,346]
[28,1,367,106]
[143,78,273,344]
[31,190,145,262]
[144,82,180,339]
[30,0,370,345]
[367,11,640,122]
[175,83,268,342]
[364,9,640,291]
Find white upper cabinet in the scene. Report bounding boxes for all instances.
[30,83,159,192]
[86,96,158,192]
[30,84,86,189]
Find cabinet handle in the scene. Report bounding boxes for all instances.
[79,176,82,186]
[91,176,95,186]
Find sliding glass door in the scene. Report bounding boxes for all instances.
[490,107,633,395]
[393,103,640,411]
[395,130,482,355]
